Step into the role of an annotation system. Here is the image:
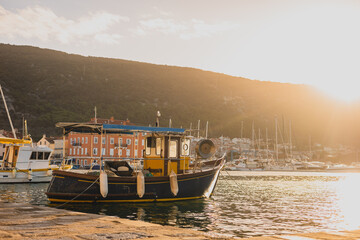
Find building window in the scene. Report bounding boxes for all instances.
[126,149,130,157]
[135,139,138,146]
[69,148,72,155]
[93,148,98,155]
[135,150,138,158]
[73,138,76,144]
[102,148,106,155]
[102,137,106,144]
[81,148,84,155]
[142,139,145,146]
[78,137,80,144]
[110,148,114,156]
[85,137,88,144]
[119,138,123,146]
[77,148,80,155]
[110,138,114,144]
[70,138,73,145]
[126,139,131,145]
[82,137,84,144]
[94,137,98,144]
[85,148,87,155]
[119,149,122,157]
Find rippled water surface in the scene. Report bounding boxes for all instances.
[1,171,360,238]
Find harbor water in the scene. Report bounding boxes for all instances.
[1,171,360,238]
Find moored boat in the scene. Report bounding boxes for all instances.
[0,137,56,183]
[46,123,225,203]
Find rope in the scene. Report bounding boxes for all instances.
[55,175,100,208]
[220,169,243,189]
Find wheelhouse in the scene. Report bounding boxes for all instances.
[143,134,191,176]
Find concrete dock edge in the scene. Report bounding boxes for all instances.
[1,202,360,240]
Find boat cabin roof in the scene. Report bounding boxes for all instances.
[0,137,32,145]
[56,122,186,136]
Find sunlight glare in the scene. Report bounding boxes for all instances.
[314,82,360,103]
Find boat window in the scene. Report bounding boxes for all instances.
[169,140,178,158]
[156,138,162,155]
[145,137,154,155]
[44,152,51,160]
[30,152,37,160]
[38,152,44,160]
[181,139,190,156]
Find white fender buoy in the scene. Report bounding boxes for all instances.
[11,169,16,178]
[169,170,178,196]
[46,168,52,176]
[100,171,108,198]
[137,171,145,198]
[28,169,32,181]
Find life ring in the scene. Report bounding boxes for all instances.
[183,144,189,151]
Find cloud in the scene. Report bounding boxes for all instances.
[0,5,128,44]
[135,17,238,40]
[139,18,188,35]
[180,19,238,40]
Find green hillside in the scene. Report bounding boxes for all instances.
[0,44,359,148]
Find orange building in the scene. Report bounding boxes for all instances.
[66,117,146,167]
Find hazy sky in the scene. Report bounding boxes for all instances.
[1,0,359,101]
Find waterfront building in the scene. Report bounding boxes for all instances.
[66,117,146,167]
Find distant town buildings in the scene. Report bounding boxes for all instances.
[65,117,146,167]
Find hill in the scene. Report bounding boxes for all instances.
[0,44,359,149]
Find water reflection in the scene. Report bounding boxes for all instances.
[1,172,360,238]
[54,199,214,230]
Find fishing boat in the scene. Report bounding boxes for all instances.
[46,123,225,203]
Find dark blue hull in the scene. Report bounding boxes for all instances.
[46,160,224,203]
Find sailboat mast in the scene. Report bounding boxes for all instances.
[0,85,17,138]
[205,121,209,138]
[252,121,255,157]
[275,117,278,162]
[289,120,292,159]
[266,128,269,160]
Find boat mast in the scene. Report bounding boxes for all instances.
[266,127,269,160]
[197,120,200,138]
[0,85,17,139]
[252,121,255,158]
[205,121,209,138]
[289,120,293,159]
[275,117,279,162]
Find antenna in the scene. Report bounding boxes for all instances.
[0,85,17,138]
[94,106,97,123]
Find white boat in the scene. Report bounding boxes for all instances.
[0,137,56,183]
[0,84,61,183]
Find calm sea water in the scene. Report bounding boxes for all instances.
[1,171,360,238]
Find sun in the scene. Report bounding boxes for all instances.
[314,82,360,103]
